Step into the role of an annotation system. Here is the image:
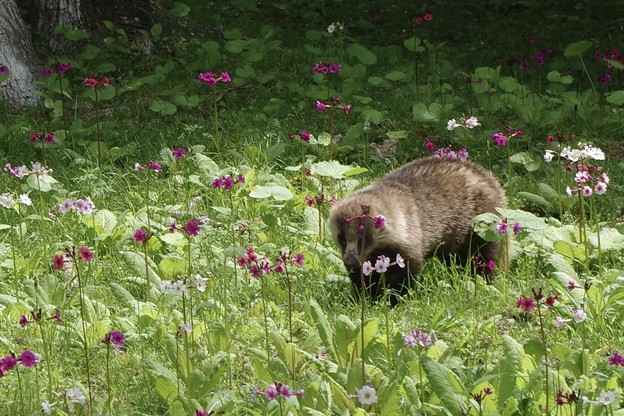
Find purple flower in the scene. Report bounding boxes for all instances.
[299,131,311,142]
[222,176,235,190]
[265,384,278,400]
[279,384,292,398]
[133,229,148,243]
[212,177,224,188]
[249,264,262,278]
[183,220,201,237]
[57,61,72,74]
[512,222,521,235]
[19,350,38,367]
[19,315,30,327]
[293,253,304,267]
[492,132,508,148]
[316,100,330,112]
[220,72,232,83]
[79,246,94,263]
[373,215,385,229]
[110,331,125,346]
[495,220,508,234]
[0,65,8,74]
[0,354,17,372]
[172,148,186,159]
[148,161,162,173]
[609,352,624,367]
[43,67,54,77]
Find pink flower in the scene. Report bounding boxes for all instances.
[183,220,201,237]
[0,354,17,371]
[412,16,423,26]
[220,72,232,83]
[373,215,385,228]
[79,246,94,263]
[299,131,311,142]
[424,13,434,21]
[172,148,186,159]
[19,350,38,367]
[341,105,352,115]
[362,261,373,276]
[101,76,110,86]
[83,77,99,88]
[265,384,278,400]
[316,100,329,111]
[423,139,435,152]
[582,186,593,197]
[52,255,65,270]
[249,264,262,278]
[43,67,54,77]
[293,253,304,267]
[110,331,125,346]
[0,65,9,74]
[133,229,148,243]
[57,61,72,74]
[516,297,535,313]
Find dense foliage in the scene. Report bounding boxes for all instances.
[1,1,624,415]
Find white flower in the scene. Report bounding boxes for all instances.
[66,387,86,404]
[554,316,571,328]
[464,116,481,129]
[194,274,206,292]
[0,193,14,209]
[357,385,377,405]
[395,253,405,268]
[173,279,186,295]
[594,182,607,195]
[403,334,416,348]
[572,309,587,323]
[596,390,615,406]
[160,280,173,293]
[447,119,460,131]
[582,186,592,197]
[41,401,52,415]
[327,23,335,33]
[18,194,32,206]
[575,171,590,184]
[600,173,610,184]
[374,255,390,273]
[560,146,580,162]
[584,145,605,161]
[543,150,555,162]
[134,162,142,171]
[582,396,595,407]
[361,261,373,276]
[565,186,573,197]
[59,198,73,213]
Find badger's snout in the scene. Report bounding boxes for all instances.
[343,254,360,270]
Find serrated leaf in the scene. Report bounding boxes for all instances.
[564,40,592,57]
[421,356,467,415]
[497,335,524,410]
[347,43,377,65]
[308,299,338,363]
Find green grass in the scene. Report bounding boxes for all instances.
[1,1,624,415]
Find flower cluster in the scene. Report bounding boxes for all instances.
[305,193,335,207]
[362,253,405,276]
[58,197,95,214]
[447,115,481,131]
[19,308,61,327]
[28,132,55,144]
[344,206,386,232]
[312,61,342,75]
[161,274,206,295]
[198,71,232,85]
[491,124,523,148]
[472,388,493,404]
[412,12,434,27]
[0,192,32,209]
[102,330,125,347]
[252,382,304,401]
[211,173,245,190]
[402,328,435,348]
[327,21,344,34]
[4,162,52,178]
[83,76,110,88]
[520,48,554,69]
[516,288,558,314]
[565,164,609,198]
[289,131,311,142]
[134,161,163,173]
[316,97,352,115]
[432,145,469,162]
[559,143,605,162]
[0,350,39,377]
[238,247,304,278]
[495,218,521,235]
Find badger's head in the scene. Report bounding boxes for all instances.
[329,197,392,271]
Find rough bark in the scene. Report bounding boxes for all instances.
[0,0,42,107]
[36,0,84,53]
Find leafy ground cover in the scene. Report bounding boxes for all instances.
[1,1,624,415]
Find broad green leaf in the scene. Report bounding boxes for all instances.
[170,2,190,16]
[361,109,383,123]
[225,39,249,53]
[516,192,552,212]
[310,160,357,179]
[497,335,524,410]
[96,63,116,74]
[90,209,118,236]
[26,174,59,192]
[412,102,442,122]
[509,152,540,172]
[303,206,321,235]
[547,70,574,84]
[159,232,187,246]
[385,71,406,81]
[151,23,162,38]
[607,59,624,70]
[564,40,592,57]
[159,256,187,279]
[606,90,624,105]
[335,315,356,366]
[421,356,467,415]
[121,250,160,282]
[554,240,586,262]
[347,43,377,65]
[349,318,379,361]
[65,29,89,41]
[248,184,293,201]
[385,130,408,139]
[403,37,424,53]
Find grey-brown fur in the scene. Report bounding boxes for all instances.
[329,157,507,304]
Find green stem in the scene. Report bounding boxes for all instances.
[37,321,54,400]
[75,252,94,416]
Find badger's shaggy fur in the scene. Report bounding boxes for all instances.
[329,157,507,303]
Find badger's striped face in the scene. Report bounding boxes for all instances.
[331,217,376,271]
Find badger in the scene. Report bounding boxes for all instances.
[328,157,507,304]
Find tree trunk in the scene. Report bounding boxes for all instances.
[0,0,42,107]
[36,0,84,53]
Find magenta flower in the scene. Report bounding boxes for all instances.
[110,331,125,346]
[19,315,30,327]
[512,222,521,235]
[52,254,65,270]
[0,354,17,371]
[495,220,508,234]
[57,61,71,74]
[78,246,94,263]
[43,67,54,77]
[265,384,278,400]
[249,264,262,278]
[133,229,148,243]
[609,352,624,367]
[279,384,292,398]
[183,220,201,236]
[172,148,186,159]
[220,71,232,82]
[19,350,38,368]
[373,215,386,229]
[0,65,9,74]
[516,297,535,313]
[293,253,304,267]
[222,176,235,190]
[316,100,330,111]
[299,131,311,142]
[83,77,99,88]
[236,173,246,183]
[212,177,224,188]
[492,132,508,147]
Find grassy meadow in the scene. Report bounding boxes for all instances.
[1,1,624,415]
